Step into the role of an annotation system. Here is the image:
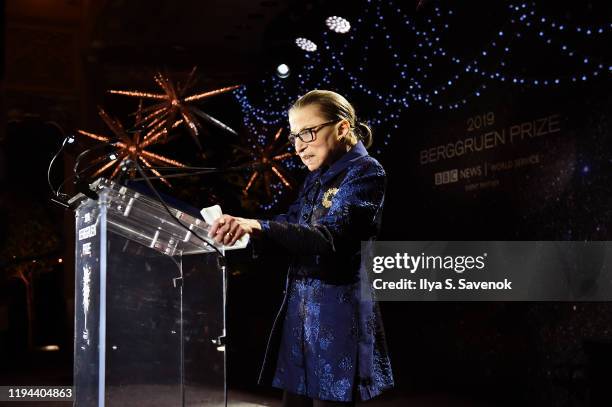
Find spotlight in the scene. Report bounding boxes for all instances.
[295,37,317,52]
[276,63,290,78]
[38,345,60,352]
[326,16,351,33]
[109,153,118,160]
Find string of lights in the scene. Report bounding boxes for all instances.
[233,0,610,208]
[237,0,609,117]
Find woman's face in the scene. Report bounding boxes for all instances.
[288,104,349,171]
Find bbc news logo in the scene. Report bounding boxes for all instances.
[435,169,458,185]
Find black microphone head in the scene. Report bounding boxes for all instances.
[121,159,136,170]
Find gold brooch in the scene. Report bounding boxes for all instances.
[322,187,339,208]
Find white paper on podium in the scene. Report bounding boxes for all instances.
[200,204,249,250]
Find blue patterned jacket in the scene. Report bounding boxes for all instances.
[256,141,394,401]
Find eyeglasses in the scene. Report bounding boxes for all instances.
[288,120,340,146]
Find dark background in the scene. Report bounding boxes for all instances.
[1,1,611,406]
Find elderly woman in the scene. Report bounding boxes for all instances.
[209,90,394,406]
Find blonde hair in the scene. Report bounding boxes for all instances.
[289,89,373,148]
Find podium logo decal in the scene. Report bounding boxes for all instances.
[78,225,96,241]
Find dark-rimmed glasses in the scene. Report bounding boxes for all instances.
[288,119,340,146]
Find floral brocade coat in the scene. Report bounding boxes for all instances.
[256,141,394,402]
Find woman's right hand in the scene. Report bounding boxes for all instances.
[208,214,262,246]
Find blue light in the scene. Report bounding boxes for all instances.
[236,0,606,157]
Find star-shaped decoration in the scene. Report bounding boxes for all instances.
[76,104,187,187]
[240,128,296,199]
[416,0,430,10]
[108,67,240,150]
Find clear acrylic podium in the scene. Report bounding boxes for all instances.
[73,178,228,406]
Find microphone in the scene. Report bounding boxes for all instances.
[120,158,136,172]
[48,133,77,205]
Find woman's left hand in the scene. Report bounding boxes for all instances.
[208,214,262,246]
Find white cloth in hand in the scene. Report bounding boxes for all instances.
[200,204,249,250]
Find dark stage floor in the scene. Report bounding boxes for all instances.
[0,350,499,407]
